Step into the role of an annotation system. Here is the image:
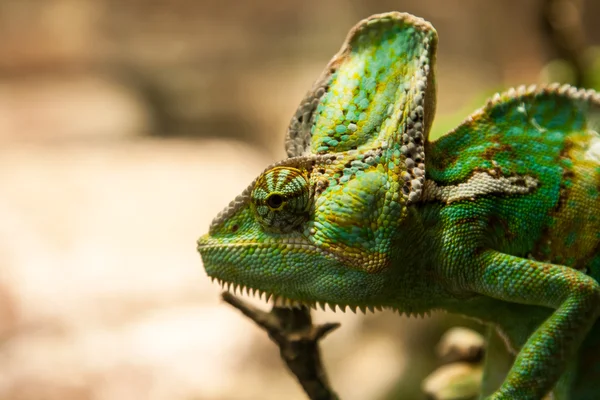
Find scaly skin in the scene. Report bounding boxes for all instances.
[197,12,600,399]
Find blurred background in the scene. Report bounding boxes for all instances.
[0,0,599,399]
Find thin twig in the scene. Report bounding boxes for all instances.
[222,292,341,400]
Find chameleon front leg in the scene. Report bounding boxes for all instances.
[466,250,600,399]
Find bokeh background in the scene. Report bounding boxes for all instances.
[1,0,599,399]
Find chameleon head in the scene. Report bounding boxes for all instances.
[198,12,437,310]
[197,152,406,309]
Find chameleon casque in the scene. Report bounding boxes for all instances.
[197,12,600,399]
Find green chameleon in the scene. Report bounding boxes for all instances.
[197,12,600,399]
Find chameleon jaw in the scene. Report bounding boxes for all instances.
[198,239,378,313]
[198,235,359,311]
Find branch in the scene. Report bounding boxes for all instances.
[222,292,341,400]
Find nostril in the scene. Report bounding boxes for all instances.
[231,224,239,232]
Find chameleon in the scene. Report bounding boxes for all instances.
[197,12,600,399]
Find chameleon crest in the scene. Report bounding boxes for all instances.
[199,11,600,400]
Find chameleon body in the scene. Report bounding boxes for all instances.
[197,12,600,399]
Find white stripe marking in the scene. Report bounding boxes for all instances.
[423,172,538,204]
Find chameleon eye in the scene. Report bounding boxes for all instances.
[251,167,312,232]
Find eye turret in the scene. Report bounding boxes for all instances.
[251,167,312,233]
